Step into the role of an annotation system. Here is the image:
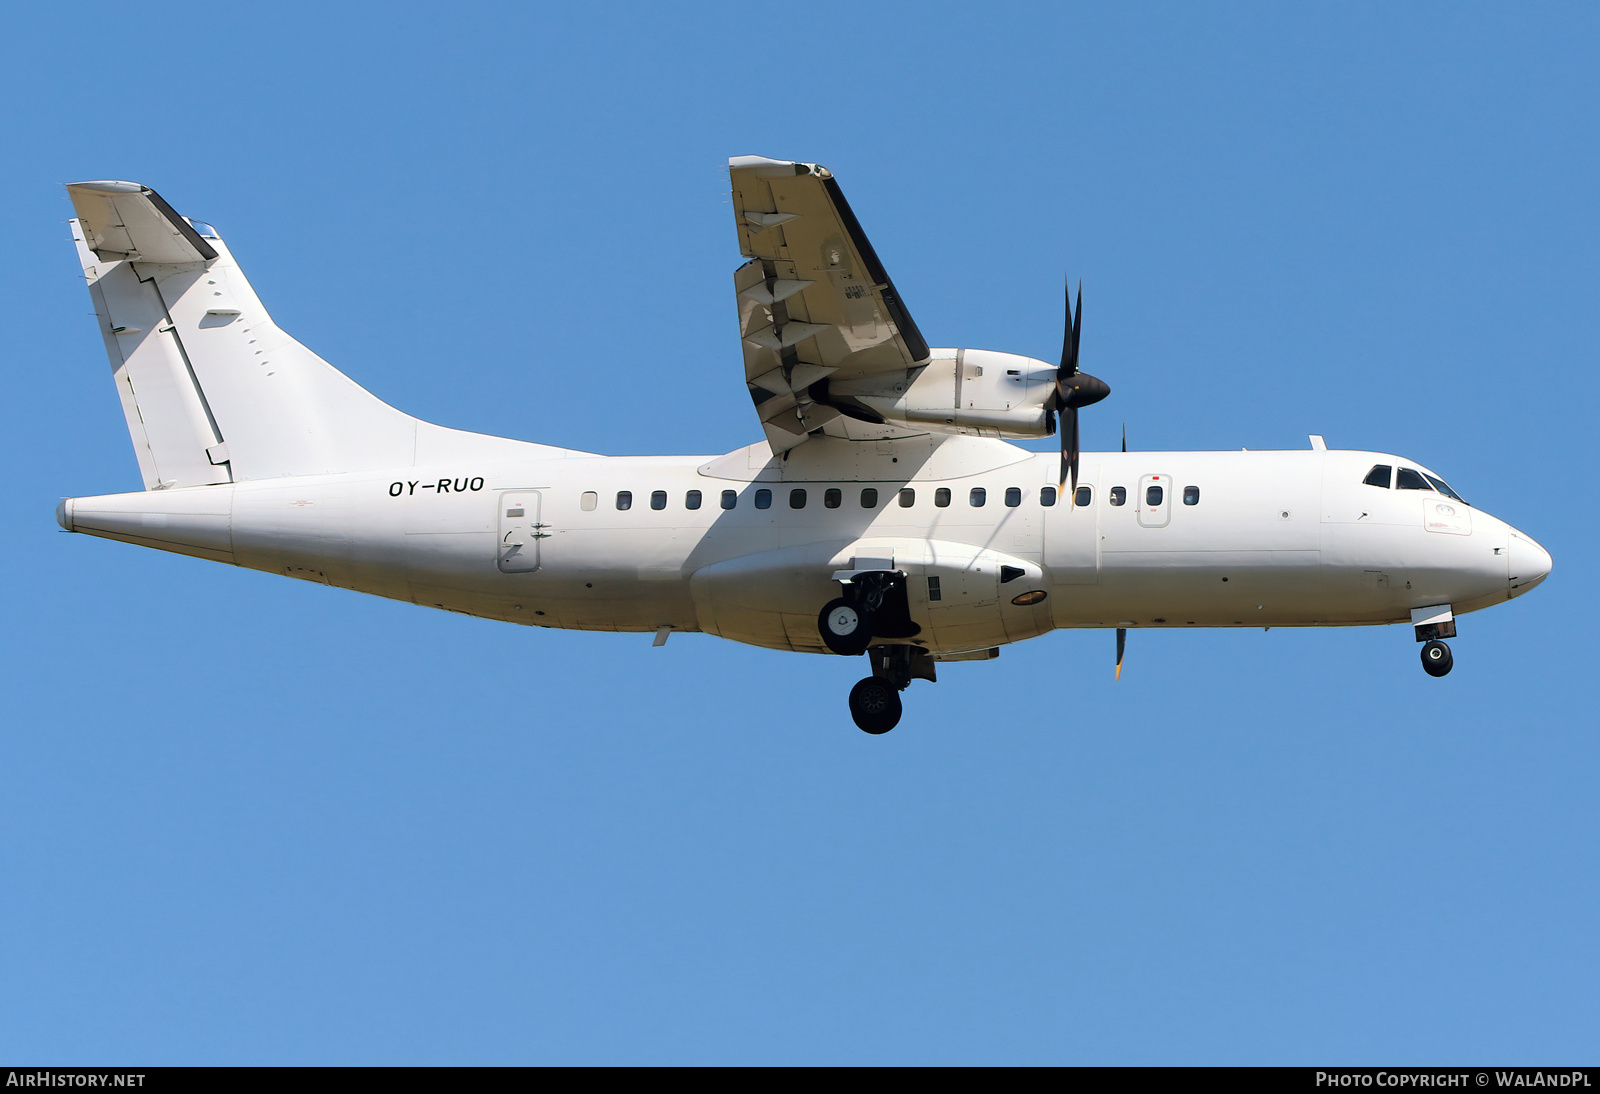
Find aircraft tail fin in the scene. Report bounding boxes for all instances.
[67,180,542,490]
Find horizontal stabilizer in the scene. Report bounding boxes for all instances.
[66,180,218,265]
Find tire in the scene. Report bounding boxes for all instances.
[1421,640,1453,677]
[819,597,873,657]
[849,676,902,734]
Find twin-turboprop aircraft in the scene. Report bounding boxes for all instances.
[56,157,1551,732]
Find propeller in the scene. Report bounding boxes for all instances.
[1051,281,1111,495]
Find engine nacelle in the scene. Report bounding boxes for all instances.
[830,349,1055,439]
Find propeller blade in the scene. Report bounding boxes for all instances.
[1071,282,1082,373]
[1058,405,1079,492]
[1068,406,1080,494]
[1059,279,1079,376]
[1115,627,1126,680]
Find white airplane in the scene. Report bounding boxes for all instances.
[56,157,1552,733]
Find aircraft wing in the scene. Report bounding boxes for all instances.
[729,156,931,453]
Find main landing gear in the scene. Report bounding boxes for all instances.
[846,645,938,734]
[821,574,934,734]
[848,676,901,734]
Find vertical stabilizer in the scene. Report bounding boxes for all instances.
[68,181,425,488]
[70,183,232,489]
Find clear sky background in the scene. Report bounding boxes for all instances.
[1,1,1595,1065]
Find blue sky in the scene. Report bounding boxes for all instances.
[2,1,1596,1064]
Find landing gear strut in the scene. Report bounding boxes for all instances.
[1420,639,1453,677]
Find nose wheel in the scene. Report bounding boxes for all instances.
[1421,639,1453,677]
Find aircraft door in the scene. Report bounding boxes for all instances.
[497,490,546,573]
[1136,474,1172,529]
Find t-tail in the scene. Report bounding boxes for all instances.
[66,180,567,490]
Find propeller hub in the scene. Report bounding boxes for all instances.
[1057,371,1110,410]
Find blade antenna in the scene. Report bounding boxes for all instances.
[1115,627,1127,681]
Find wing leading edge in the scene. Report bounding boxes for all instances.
[729,156,931,453]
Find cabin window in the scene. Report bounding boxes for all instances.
[1005,487,1022,507]
[898,488,915,508]
[1396,468,1429,491]
[824,488,842,509]
[1183,485,1200,505]
[685,490,702,510]
[1424,473,1467,504]
[789,488,807,509]
[935,488,951,507]
[755,488,772,509]
[580,491,597,511]
[1363,464,1392,488]
[861,488,879,508]
[616,490,632,511]
[1040,486,1057,507]
[1146,485,1164,506]
[1074,486,1092,507]
[1110,486,1126,506]
[970,487,987,507]
[720,489,737,510]
[651,490,667,510]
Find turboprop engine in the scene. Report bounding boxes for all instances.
[828,349,1057,439]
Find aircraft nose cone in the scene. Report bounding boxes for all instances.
[1509,531,1552,595]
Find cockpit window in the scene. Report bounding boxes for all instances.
[1395,468,1429,491]
[1423,473,1467,505]
[1363,464,1392,488]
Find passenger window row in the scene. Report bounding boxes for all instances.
[576,484,1108,512]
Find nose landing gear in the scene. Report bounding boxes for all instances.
[1421,639,1453,677]
[1413,605,1457,678]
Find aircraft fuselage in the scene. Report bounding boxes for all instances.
[58,438,1549,659]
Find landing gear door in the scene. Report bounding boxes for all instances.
[497,490,546,573]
